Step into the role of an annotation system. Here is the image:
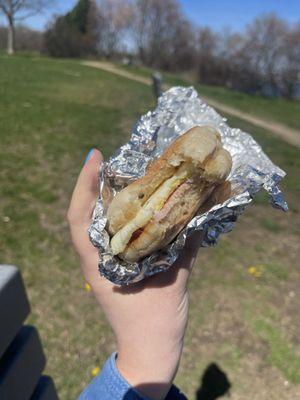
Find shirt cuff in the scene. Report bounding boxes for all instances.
[78,352,187,400]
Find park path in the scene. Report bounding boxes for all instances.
[82,60,300,148]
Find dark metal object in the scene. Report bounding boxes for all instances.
[0,265,58,399]
[31,376,59,400]
[0,265,30,359]
[152,72,163,99]
[0,326,46,400]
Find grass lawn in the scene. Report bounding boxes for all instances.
[1,55,299,399]
[119,63,300,131]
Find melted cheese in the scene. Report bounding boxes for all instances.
[110,164,192,255]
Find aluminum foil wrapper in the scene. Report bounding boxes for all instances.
[89,86,288,285]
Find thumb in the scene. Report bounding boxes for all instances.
[67,149,115,290]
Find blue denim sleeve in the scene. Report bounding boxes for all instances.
[78,352,188,400]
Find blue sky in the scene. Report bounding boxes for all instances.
[181,0,300,30]
[1,0,299,31]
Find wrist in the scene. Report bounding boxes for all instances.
[116,344,182,400]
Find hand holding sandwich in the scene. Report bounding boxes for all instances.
[68,148,204,399]
[68,127,232,399]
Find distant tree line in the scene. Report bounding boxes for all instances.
[1,0,299,99]
[0,0,54,54]
[0,25,43,52]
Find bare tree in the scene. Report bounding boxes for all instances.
[171,18,196,71]
[281,25,300,98]
[96,0,131,57]
[196,27,218,84]
[131,0,193,70]
[215,29,252,90]
[131,0,150,63]
[0,0,54,54]
[243,14,288,93]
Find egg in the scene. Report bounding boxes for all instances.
[110,163,193,255]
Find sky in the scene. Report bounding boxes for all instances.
[1,0,299,32]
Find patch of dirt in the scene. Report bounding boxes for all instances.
[227,356,300,400]
[82,61,152,86]
[82,61,300,148]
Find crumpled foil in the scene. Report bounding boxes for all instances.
[88,86,288,285]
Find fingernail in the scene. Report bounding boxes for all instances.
[84,149,94,165]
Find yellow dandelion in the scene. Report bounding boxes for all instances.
[91,366,100,377]
[85,282,92,292]
[248,265,263,278]
[248,266,256,275]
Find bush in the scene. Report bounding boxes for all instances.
[43,0,97,58]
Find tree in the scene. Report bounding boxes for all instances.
[0,0,54,54]
[131,0,193,70]
[170,18,196,71]
[196,27,218,84]
[95,0,131,57]
[131,0,150,63]
[214,29,258,91]
[44,15,84,57]
[243,14,288,94]
[66,0,91,34]
[44,0,98,57]
[281,25,300,98]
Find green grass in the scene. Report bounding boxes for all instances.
[1,54,300,399]
[252,319,300,383]
[197,84,300,131]
[119,63,300,131]
[260,217,283,233]
[264,262,289,281]
[0,54,155,399]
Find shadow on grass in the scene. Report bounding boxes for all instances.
[121,363,230,399]
[196,363,231,400]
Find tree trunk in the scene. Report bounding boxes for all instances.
[7,16,15,55]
